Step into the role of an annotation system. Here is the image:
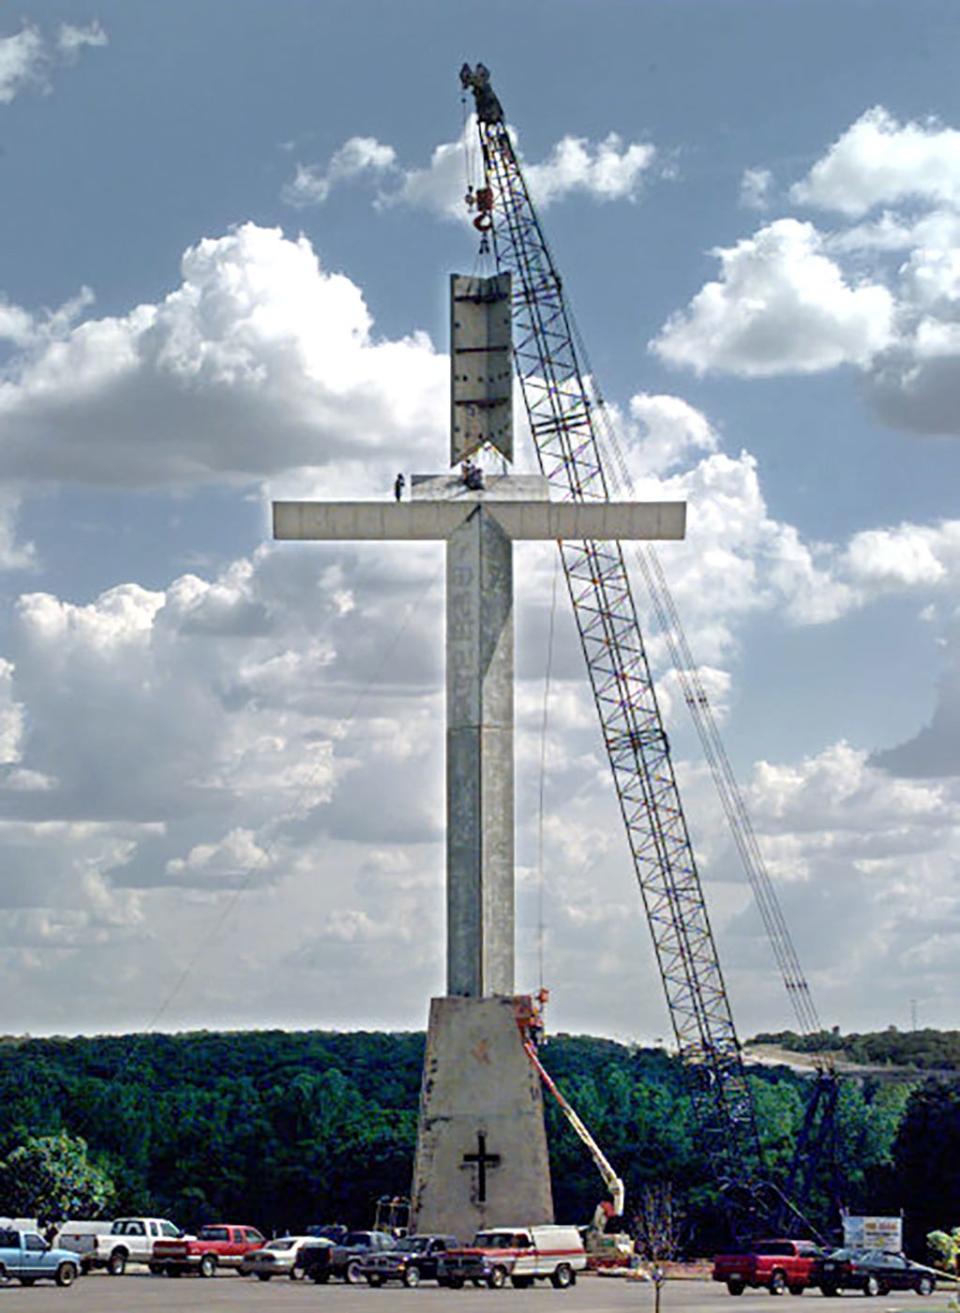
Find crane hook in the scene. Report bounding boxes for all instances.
[472,185,494,233]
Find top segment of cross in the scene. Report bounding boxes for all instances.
[451,273,513,467]
[273,270,686,1000]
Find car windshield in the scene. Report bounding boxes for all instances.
[394,1237,430,1252]
[266,1240,295,1251]
[345,1233,371,1247]
[474,1233,515,1249]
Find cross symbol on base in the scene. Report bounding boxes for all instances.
[461,1131,501,1203]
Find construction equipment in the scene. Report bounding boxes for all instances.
[523,1039,633,1263]
[459,61,835,1244]
[373,1196,410,1236]
[523,1039,625,1218]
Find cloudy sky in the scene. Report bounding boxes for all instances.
[2,0,959,1042]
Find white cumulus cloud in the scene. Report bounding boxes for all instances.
[739,167,772,211]
[0,25,46,102]
[842,521,960,590]
[282,136,397,207]
[792,106,960,217]
[653,106,960,438]
[0,223,446,488]
[166,828,275,888]
[652,218,894,376]
[56,22,108,58]
[0,20,106,104]
[317,119,659,220]
[523,132,656,207]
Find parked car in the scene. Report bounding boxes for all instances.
[293,1236,335,1281]
[360,1234,458,1287]
[713,1239,824,1295]
[239,1236,318,1281]
[818,1249,937,1297]
[57,1217,183,1275]
[300,1230,395,1283]
[0,1228,81,1287]
[151,1223,266,1277]
[439,1225,586,1289]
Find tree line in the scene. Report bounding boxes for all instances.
[751,1027,960,1072]
[0,1028,955,1255]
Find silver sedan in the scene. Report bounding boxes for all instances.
[239,1236,322,1281]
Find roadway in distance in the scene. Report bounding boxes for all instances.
[0,1274,947,1312]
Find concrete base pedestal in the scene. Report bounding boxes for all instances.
[409,995,554,1243]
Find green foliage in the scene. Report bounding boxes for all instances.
[752,1028,960,1071]
[927,1228,960,1273]
[0,1027,945,1247]
[0,1131,116,1222]
[887,1082,960,1252]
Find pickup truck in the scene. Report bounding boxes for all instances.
[713,1239,824,1295]
[439,1225,586,1289]
[151,1223,266,1277]
[299,1230,395,1283]
[360,1234,458,1287]
[0,1228,81,1287]
[57,1217,184,1275]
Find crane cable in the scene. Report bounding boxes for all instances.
[566,321,822,1038]
[542,250,820,1037]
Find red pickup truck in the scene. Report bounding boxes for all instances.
[151,1224,266,1277]
[713,1239,824,1295]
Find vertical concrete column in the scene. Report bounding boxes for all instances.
[446,506,514,997]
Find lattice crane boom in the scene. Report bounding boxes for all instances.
[459,62,767,1235]
[459,62,841,1243]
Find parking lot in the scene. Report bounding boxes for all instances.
[0,1274,950,1313]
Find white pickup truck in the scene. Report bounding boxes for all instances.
[439,1225,586,1289]
[57,1217,185,1275]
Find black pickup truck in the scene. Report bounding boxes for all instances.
[360,1234,458,1287]
[299,1230,395,1284]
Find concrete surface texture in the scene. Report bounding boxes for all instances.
[273,495,686,543]
[450,272,513,465]
[409,994,554,1243]
[274,475,685,999]
[446,506,514,997]
[274,412,687,1238]
[0,1271,918,1311]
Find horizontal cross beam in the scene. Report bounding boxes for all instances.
[273,500,686,542]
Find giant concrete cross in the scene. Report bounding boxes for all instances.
[273,272,686,1238]
[274,476,683,996]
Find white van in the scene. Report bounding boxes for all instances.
[439,1224,586,1289]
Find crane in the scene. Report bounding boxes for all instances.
[523,1038,626,1220]
[458,61,834,1243]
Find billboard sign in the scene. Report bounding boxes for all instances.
[842,1215,903,1253]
